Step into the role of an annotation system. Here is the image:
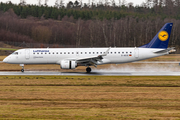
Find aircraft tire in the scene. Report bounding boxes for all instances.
[21,69,24,72]
[86,67,91,73]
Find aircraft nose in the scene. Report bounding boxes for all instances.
[3,57,9,63]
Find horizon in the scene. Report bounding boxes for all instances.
[0,0,146,6]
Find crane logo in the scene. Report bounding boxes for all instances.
[158,31,169,41]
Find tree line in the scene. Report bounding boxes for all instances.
[1,0,180,20]
[0,1,180,52]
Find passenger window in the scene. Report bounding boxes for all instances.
[60,52,62,54]
[118,52,120,54]
[45,53,47,54]
[114,52,116,54]
[72,52,74,54]
[64,52,66,54]
[49,52,50,54]
[57,52,58,54]
[33,53,35,54]
[89,52,91,54]
[93,52,95,54]
[97,52,98,54]
[37,53,39,54]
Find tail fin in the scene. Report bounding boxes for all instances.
[140,23,173,49]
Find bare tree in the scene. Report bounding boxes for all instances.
[112,19,118,47]
[122,0,126,5]
[88,0,91,6]
[174,0,180,6]
[37,0,41,6]
[111,0,116,7]
[20,0,26,5]
[54,0,59,8]
[76,19,83,47]
[44,0,48,6]
[89,21,94,47]
[105,0,110,6]
[101,20,108,46]
[119,0,121,6]
[98,0,103,5]
[128,2,133,8]
[59,0,64,8]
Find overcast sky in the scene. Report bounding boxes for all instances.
[0,0,146,6]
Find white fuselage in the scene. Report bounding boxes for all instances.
[3,47,168,66]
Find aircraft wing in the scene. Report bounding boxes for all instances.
[75,47,111,66]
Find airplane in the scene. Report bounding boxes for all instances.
[3,23,175,73]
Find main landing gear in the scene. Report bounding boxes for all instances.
[20,64,24,72]
[86,67,91,73]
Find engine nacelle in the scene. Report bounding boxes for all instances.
[60,60,77,69]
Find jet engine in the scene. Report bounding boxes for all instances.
[60,60,77,69]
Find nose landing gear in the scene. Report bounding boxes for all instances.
[86,67,91,73]
[21,68,24,72]
[20,64,24,72]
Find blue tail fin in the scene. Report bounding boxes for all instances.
[140,23,173,49]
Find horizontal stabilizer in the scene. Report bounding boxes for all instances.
[153,47,176,54]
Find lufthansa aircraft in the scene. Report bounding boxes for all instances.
[3,23,175,73]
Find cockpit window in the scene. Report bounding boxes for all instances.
[12,52,18,55]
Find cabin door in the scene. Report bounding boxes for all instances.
[134,48,139,58]
[25,49,30,59]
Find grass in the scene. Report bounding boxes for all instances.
[0,48,17,51]
[0,76,180,119]
[0,54,180,119]
[0,56,6,61]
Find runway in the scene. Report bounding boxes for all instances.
[0,71,180,76]
[1,60,180,76]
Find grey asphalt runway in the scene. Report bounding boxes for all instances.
[0,71,180,76]
[0,61,180,76]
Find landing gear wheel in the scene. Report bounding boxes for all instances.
[86,67,91,73]
[20,64,24,73]
[21,69,24,72]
